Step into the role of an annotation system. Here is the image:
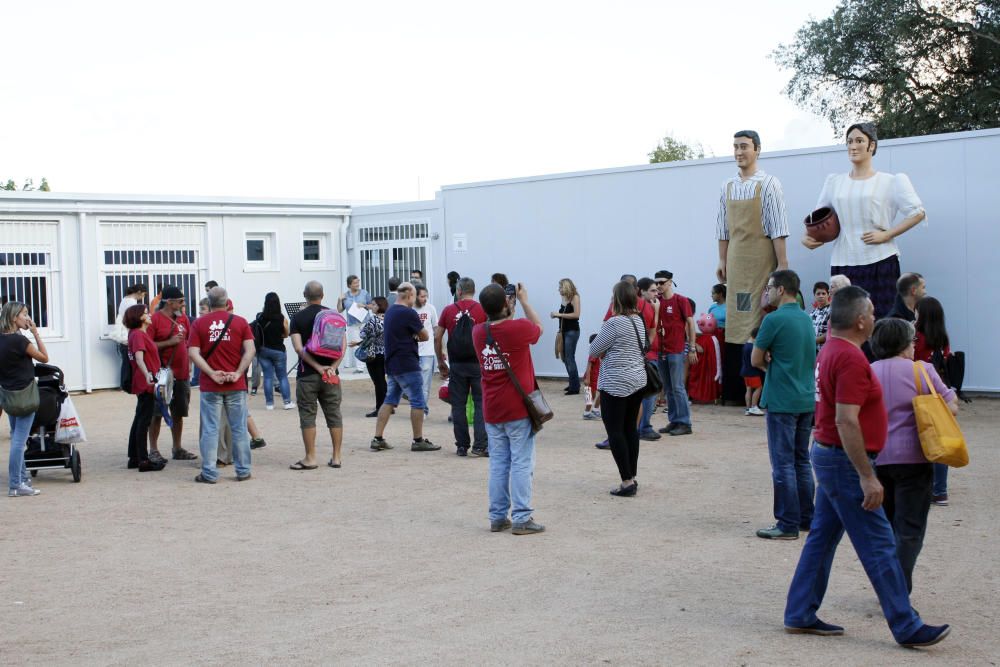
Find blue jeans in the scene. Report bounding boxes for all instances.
[562,329,580,392]
[385,370,427,411]
[658,353,690,426]
[419,355,435,414]
[765,412,815,533]
[639,360,659,433]
[198,391,250,482]
[784,443,921,642]
[257,347,291,406]
[8,412,35,489]
[486,418,536,524]
[932,462,948,496]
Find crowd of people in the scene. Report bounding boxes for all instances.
[2,121,974,649]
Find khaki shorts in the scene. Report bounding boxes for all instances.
[295,374,343,429]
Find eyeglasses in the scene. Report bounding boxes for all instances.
[655,280,667,285]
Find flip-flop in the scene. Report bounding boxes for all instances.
[328,460,341,468]
[289,461,318,470]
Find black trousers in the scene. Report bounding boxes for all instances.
[876,462,933,593]
[722,342,745,404]
[600,389,644,482]
[448,361,487,449]
[127,393,155,465]
[366,355,387,410]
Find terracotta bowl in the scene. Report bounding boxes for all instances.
[804,207,840,243]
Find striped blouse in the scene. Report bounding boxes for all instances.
[589,314,647,397]
[716,171,790,241]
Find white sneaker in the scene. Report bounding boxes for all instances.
[591,409,601,418]
[582,411,600,420]
[265,405,275,411]
[8,485,40,497]
[748,406,765,416]
[283,402,297,410]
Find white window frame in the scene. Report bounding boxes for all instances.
[0,219,63,338]
[300,230,333,270]
[244,231,279,272]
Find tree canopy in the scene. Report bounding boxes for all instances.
[2,177,50,191]
[648,133,705,163]
[774,0,1000,138]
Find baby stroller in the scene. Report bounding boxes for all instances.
[25,363,82,483]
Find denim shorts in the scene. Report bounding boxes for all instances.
[385,370,427,410]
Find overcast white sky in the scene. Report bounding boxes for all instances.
[1,0,842,202]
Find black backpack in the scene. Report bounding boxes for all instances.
[250,314,268,352]
[447,309,477,363]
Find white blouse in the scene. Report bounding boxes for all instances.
[815,172,925,267]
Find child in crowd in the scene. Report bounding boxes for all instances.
[741,327,765,416]
[811,281,831,352]
[708,284,727,331]
[582,333,601,420]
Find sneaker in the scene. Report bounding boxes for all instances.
[283,402,297,410]
[490,518,512,532]
[512,520,545,535]
[470,447,489,457]
[658,423,677,434]
[582,411,600,420]
[745,408,751,416]
[411,438,441,452]
[138,459,166,472]
[899,624,951,648]
[8,484,40,497]
[456,446,468,457]
[194,474,217,484]
[250,389,258,396]
[365,410,378,418]
[250,438,267,450]
[748,406,765,416]
[235,473,252,482]
[756,525,799,540]
[591,409,601,418]
[639,430,662,441]
[370,437,392,451]
[668,423,693,436]
[595,440,610,450]
[265,405,275,411]
[931,494,949,506]
[784,619,844,636]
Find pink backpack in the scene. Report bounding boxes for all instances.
[305,310,348,360]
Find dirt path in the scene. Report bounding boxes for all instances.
[1,379,996,665]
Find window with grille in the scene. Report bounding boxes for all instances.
[0,220,61,334]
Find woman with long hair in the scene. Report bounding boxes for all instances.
[124,304,165,472]
[551,278,582,395]
[870,317,957,592]
[914,296,954,506]
[802,122,926,317]
[589,281,648,497]
[1,302,48,496]
[352,296,389,418]
[255,292,294,410]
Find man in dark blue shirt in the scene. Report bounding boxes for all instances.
[371,282,439,452]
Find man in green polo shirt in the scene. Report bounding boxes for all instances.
[751,269,817,540]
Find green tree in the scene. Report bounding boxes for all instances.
[2,179,16,191]
[648,133,705,163]
[38,177,50,192]
[774,0,1000,139]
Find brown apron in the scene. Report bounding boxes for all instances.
[724,180,777,344]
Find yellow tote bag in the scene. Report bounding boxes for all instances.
[912,362,969,468]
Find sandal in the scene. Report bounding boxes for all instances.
[289,461,318,470]
[328,459,341,468]
[172,448,198,461]
[148,451,168,465]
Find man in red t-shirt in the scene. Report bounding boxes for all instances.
[654,270,696,435]
[435,277,488,456]
[472,282,544,535]
[188,287,256,484]
[784,286,950,647]
[147,285,197,463]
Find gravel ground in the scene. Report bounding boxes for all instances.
[1,376,997,665]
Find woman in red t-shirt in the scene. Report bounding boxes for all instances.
[125,304,165,472]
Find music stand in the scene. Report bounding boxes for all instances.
[284,302,309,377]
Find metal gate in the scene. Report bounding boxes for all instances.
[354,220,430,296]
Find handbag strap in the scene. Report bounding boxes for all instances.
[485,322,534,403]
[164,317,180,367]
[203,314,235,361]
[913,362,938,397]
[628,315,648,361]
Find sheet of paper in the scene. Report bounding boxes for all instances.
[348,302,368,322]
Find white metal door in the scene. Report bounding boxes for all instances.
[353,219,430,296]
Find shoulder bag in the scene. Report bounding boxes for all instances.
[630,316,662,398]
[0,379,40,416]
[912,362,968,467]
[486,322,553,433]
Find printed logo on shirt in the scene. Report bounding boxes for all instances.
[208,319,232,342]
[814,362,821,402]
[480,343,509,372]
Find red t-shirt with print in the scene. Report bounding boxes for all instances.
[813,337,888,452]
[188,312,253,392]
[472,318,542,424]
[128,328,161,395]
[657,293,692,355]
[149,310,191,380]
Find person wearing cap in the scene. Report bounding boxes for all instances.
[654,270,696,436]
[801,122,926,318]
[147,285,198,463]
[716,130,789,407]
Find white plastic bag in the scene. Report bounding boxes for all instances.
[55,396,87,444]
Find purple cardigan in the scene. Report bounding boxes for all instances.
[872,358,956,466]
